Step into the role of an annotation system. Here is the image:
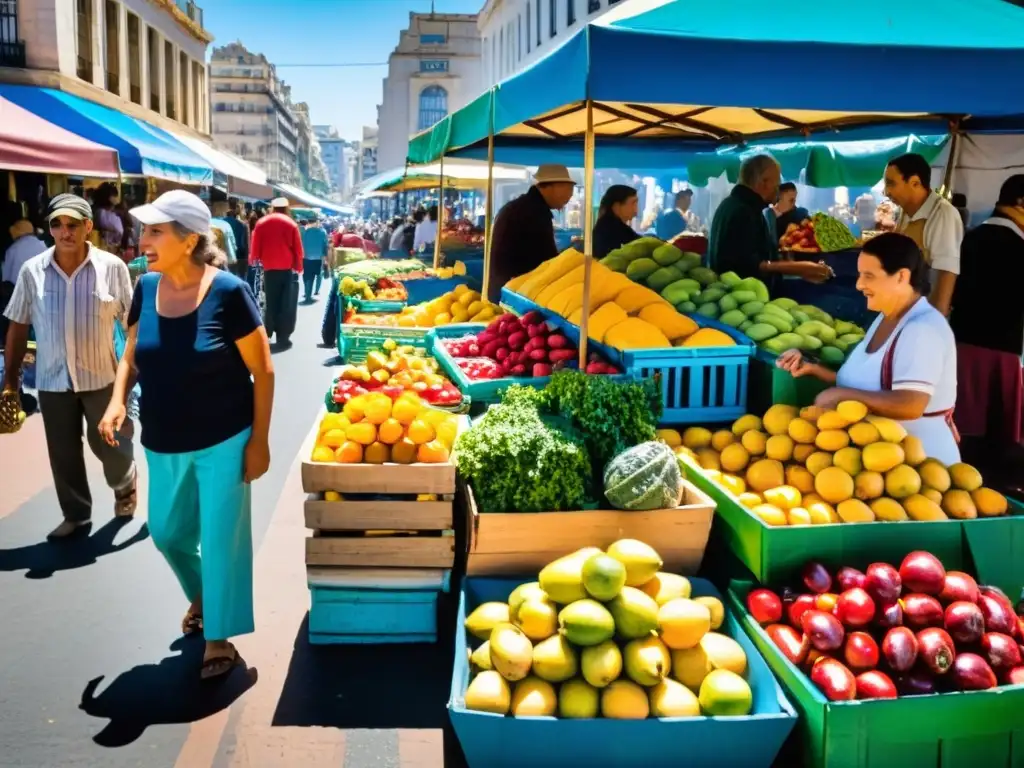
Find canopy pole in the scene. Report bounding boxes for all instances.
[482,129,495,299]
[433,154,445,269]
[939,127,962,199]
[578,99,596,371]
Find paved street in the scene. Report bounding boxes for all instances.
[0,299,463,768]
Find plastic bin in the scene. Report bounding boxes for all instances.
[960,502,1024,598]
[450,576,797,768]
[398,275,482,305]
[747,350,829,413]
[337,324,428,363]
[728,580,1024,768]
[501,288,754,425]
[346,295,407,314]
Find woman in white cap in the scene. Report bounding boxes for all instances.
[98,189,275,680]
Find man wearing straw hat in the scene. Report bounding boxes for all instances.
[250,197,303,345]
[488,164,576,302]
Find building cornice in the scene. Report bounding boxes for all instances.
[145,0,214,44]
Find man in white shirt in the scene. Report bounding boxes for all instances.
[1,217,47,342]
[413,205,439,252]
[885,153,963,315]
[2,194,137,540]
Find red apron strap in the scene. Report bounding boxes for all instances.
[879,328,905,391]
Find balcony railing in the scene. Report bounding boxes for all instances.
[0,40,25,67]
[175,0,203,28]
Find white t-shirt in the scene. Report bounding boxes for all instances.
[896,191,963,275]
[413,219,438,250]
[836,296,959,464]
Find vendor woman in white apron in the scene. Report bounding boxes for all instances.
[776,232,960,465]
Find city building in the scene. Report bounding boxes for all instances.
[292,101,330,195]
[315,125,356,201]
[358,125,378,183]
[375,11,482,172]
[1,0,211,136]
[209,40,299,183]
[479,0,631,87]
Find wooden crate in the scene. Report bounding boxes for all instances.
[304,494,453,531]
[299,407,462,495]
[461,480,716,576]
[306,530,456,569]
[307,566,450,645]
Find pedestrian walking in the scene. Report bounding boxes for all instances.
[250,197,302,345]
[2,193,137,540]
[300,216,328,301]
[99,189,274,681]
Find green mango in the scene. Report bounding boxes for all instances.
[760,337,790,355]
[738,320,754,332]
[740,301,765,317]
[768,297,798,311]
[746,323,781,341]
[790,310,811,325]
[819,346,846,366]
[689,267,719,287]
[599,255,628,273]
[646,266,685,293]
[660,280,692,306]
[652,243,684,266]
[697,287,725,304]
[719,271,742,288]
[677,301,698,314]
[678,252,703,271]
[718,294,739,313]
[719,309,747,328]
[728,290,758,305]
[795,320,837,344]
[626,258,660,281]
[736,277,770,303]
[753,313,793,333]
[696,302,720,318]
[760,303,793,322]
[799,335,824,351]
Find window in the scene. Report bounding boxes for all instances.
[526,2,531,53]
[567,0,575,25]
[164,40,175,118]
[498,27,503,78]
[147,27,159,111]
[179,51,188,124]
[517,14,522,62]
[127,13,141,104]
[550,0,557,38]
[588,0,601,11]
[76,0,92,81]
[536,0,541,46]
[417,85,447,131]
[104,1,119,92]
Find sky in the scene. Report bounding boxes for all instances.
[202,0,483,142]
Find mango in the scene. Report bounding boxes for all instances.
[788,418,819,445]
[862,442,906,473]
[972,487,1008,516]
[649,678,701,717]
[766,435,795,462]
[785,464,815,494]
[531,634,578,683]
[680,327,736,347]
[807,499,840,524]
[903,493,948,521]
[657,598,712,650]
[508,582,547,616]
[901,435,927,466]
[815,466,855,505]
[854,471,885,500]
[941,489,978,520]
[470,641,494,672]
[720,443,751,473]
[837,498,875,523]
[646,265,686,293]
[640,573,692,605]
[848,421,881,447]
[626,257,660,281]
[885,465,922,499]
[581,553,627,601]
[512,596,558,641]
[949,463,983,492]
[559,679,600,718]
[918,459,952,493]
[606,539,663,587]
[699,670,753,716]
[763,485,803,510]
[816,429,851,452]
[695,597,725,630]
[833,446,863,476]
[464,670,511,714]
[558,599,616,646]
[763,404,799,436]
[510,676,557,717]
[865,415,908,443]
[601,680,650,719]
[608,587,660,639]
[581,640,623,688]
[489,623,533,681]
[731,413,763,436]
[623,636,672,686]
[804,450,832,474]
[465,602,510,640]
[752,504,788,526]
[711,429,736,451]
[871,497,909,522]
[741,430,768,456]
[652,243,684,266]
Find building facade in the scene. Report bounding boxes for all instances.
[209,41,299,184]
[375,12,482,173]
[479,0,630,87]
[292,102,330,196]
[1,0,211,136]
[314,125,355,201]
[358,125,378,184]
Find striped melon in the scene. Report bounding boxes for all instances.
[603,442,684,511]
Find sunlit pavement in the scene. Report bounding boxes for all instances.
[0,299,465,768]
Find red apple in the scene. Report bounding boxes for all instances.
[746,588,784,625]
[979,594,1017,636]
[766,623,809,666]
[952,653,997,691]
[836,567,867,592]
[881,627,919,672]
[844,631,880,671]
[787,594,818,629]
[899,552,946,596]
[917,628,956,675]
[939,572,980,604]
[877,601,904,628]
[980,632,1022,671]
[810,658,857,701]
[944,601,985,644]
[802,561,833,594]
[835,588,876,628]
[855,670,898,700]
[802,610,846,651]
[864,562,902,604]
[902,594,945,629]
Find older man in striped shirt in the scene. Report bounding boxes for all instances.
[2,194,137,540]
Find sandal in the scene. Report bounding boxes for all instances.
[114,471,138,518]
[200,644,240,681]
[182,609,203,636]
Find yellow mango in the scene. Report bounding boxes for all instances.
[638,304,699,342]
[604,318,672,350]
[587,302,629,343]
[535,265,587,307]
[504,272,529,292]
[614,284,669,315]
[568,308,584,325]
[517,249,585,299]
[680,328,736,348]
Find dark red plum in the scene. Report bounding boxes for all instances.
[899,552,946,596]
[944,601,985,644]
[902,594,945,629]
[882,627,918,672]
[952,653,997,691]
[917,628,956,675]
[864,562,902,604]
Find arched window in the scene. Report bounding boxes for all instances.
[417,85,448,130]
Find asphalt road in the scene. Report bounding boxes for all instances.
[0,297,464,768]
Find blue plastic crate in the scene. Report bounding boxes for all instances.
[450,576,797,768]
[501,288,754,425]
[397,275,483,305]
[308,569,451,645]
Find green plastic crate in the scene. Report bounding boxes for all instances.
[748,351,829,413]
[728,581,1024,768]
[337,325,428,363]
[961,501,1024,598]
[681,456,967,585]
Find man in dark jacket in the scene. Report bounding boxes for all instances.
[487,164,575,302]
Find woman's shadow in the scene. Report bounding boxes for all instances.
[0,518,150,579]
[80,636,258,747]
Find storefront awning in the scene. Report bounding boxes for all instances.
[0,95,120,177]
[0,85,213,185]
[170,133,273,199]
[275,183,354,215]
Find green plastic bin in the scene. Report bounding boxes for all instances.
[337,325,428,363]
[748,351,829,413]
[728,581,1024,768]
[961,502,1024,598]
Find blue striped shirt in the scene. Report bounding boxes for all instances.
[3,245,133,393]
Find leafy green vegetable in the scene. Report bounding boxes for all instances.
[454,386,592,513]
[540,371,662,471]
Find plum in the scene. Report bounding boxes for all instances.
[899,552,946,596]
[747,589,784,625]
[881,627,918,672]
[844,631,880,671]
[979,632,1022,672]
[836,567,867,592]
[944,601,985,644]
[802,610,845,651]
[952,653,997,691]
[766,624,809,666]
[902,594,945,629]
[939,572,980,605]
[855,670,898,700]
[802,561,833,594]
[917,628,956,675]
[810,658,857,701]
[864,562,902,604]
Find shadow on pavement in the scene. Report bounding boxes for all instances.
[0,518,150,579]
[79,636,258,747]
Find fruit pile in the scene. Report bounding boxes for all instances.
[338,275,408,303]
[337,258,426,282]
[748,553,1024,700]
[311,391,458,465]
[345,284,504,328]
[441,310,621,380]
[419,259,468,280]
[672,400,1009,525]
[505,247,736,351]
[462,541,755,719]
[328,340,462,407]
[779,213,857,254]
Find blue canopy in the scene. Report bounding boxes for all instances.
[0,84,213,184]
[408,0,1024,164]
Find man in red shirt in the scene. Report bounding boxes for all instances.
[251,197,303,344]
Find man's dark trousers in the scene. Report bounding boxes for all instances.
[263,269,299,342]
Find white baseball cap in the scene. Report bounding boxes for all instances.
[130,190,211,234]
[271,197,290,208]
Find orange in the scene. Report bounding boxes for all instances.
[416,440,450,464]
[407,419,436,445]
[320,428,347,449]
[334,441,363,463]
[342,398,365,422]
[311,444,336,463]
[436,420,459,449]
[364,441,390,464]
[363,395,392,425]
[391,437,417,464]
[346,422,377,446]
[378,418,404,445]
[392,397,421,426]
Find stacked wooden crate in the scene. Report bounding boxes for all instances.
[300,416,458,644]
